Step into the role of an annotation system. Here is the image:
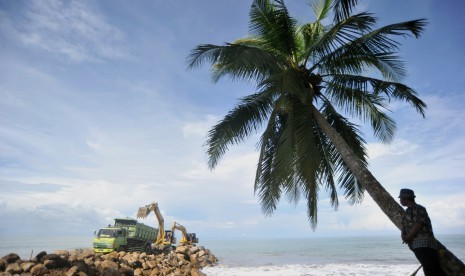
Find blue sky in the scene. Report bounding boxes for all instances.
[0,0,464,241]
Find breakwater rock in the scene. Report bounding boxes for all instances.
[0,245,218,276]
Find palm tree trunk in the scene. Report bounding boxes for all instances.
[311,105,465,275]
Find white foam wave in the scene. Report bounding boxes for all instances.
[202,263,424,276]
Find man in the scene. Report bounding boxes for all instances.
[399,188,446,276]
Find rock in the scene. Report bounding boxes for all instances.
[30,263,48,275]
[191,268,207,276]
[148,268,159,276]
[0,253,20,264]
[197,250,206,258]
[85,258,94,266]
[44,259,57,269]
[101,268,122,276]
[189,246,200,254]
[119,267,134,276]
[81,251,94,259]
[41,254,69,270]
[5,263,22,274]
[66,266,79,276]
[145,260,157,269]
[133,268,143,276]
[100,260,119,272]
[34,251,47,262]
[20,262,36,272]
[132,260,142,268]
[1,243,218,276]
[175,246,188,255]
[55,250,70,258]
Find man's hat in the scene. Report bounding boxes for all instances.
[398,188,416,199]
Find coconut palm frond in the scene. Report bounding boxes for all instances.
[255,107,286,215]
[312,0,332,21]
[305,12,377,69]
[313,121,339,209]
[325,75,397,143]
[206,91,275,169]
[372,80,427,117]
[250,0,299,60]
[332,0,358,22]
[321,102,366,204]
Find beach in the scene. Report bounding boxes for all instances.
[1,235,463,275]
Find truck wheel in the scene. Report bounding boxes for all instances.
[144,244,152,255]
[118,246,127,252]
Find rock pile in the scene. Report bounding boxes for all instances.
[0,245,218,276]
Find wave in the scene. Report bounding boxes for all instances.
[202,263,424,276]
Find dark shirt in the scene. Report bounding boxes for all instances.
[401,203,437,249]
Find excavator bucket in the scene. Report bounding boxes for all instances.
[137,206,150,219]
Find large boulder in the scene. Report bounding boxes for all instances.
[30,263,49,275]
[20,261,36,272]
[100,260,119,273]
[5,263,22,274]
[34,251,47,262]
[41,254,70,269]
[1,253,20,264]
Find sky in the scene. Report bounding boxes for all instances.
[0,0,464,241]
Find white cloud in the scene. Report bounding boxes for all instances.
[1,0,129,62]
[182,115,218,138]
[367,139,419,160]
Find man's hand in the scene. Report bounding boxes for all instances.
[402,223,423,243]
[402,234,413,243]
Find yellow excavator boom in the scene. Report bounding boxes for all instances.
[137,202,171,245]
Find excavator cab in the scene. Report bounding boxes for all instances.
[164,230,177,244]
[187,233,199,243]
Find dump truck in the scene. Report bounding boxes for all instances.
[93,217,157,254]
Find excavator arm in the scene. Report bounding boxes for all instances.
[137,202,170,245]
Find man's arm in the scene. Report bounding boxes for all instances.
[403,223,423,243]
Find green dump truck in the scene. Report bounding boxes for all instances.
[93,218,157,254]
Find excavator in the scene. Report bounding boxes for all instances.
[171,221,199,245]
[136,202,198,252]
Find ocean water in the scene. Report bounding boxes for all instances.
[1,235,463,276]
[200,235,465,276]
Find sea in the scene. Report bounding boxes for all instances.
[1,235,463,276]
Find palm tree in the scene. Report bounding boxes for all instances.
[187,0,464,274]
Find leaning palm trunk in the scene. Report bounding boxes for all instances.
[311,106,465,275]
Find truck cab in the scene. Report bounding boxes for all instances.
[93,227,128,253]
